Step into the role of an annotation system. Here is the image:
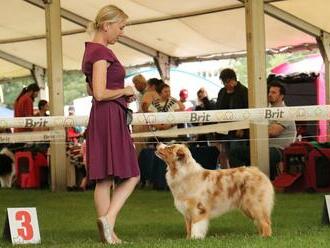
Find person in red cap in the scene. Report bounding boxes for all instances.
[179,89,194,111]
[178,89,194,141]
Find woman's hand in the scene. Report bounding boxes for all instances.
[123,86,134,96]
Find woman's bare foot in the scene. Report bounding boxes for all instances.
[112,232,122,244]
[96,216,113,244]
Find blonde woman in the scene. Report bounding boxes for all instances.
[81,5,140,244]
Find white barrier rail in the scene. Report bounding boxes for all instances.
[0,130,66,143]
[0,121,250,143]
[131,121,250,138]
[0,105,329,128]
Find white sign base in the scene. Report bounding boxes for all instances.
[322,195,330,225]
[3,208,41,244]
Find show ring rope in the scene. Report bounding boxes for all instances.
[0,105,329,143]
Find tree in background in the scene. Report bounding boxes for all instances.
[1,77,34,109]
[2,70,86,109]
[62,70,86,104]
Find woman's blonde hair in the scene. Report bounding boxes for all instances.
[88,5,128,32]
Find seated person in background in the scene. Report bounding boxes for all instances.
[34,100,49,132]
[66,106,83,144]
[268,81,297,178]
[177,89,194,141]
[179,89,194,111]
[141,78,163,112]
[36,100,49,116]
[148,83,184,132]
[195,88,209,112]
[132,74,147,113]
[131,74,148,157]
[229,81,296,180]
[192,88,215,147]
[34,100,50,151]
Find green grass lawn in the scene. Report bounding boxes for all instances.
[0,189,329,247]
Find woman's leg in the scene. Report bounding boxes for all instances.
[106,176,140,227]
[95,176,139,243]
[94,179,112,217]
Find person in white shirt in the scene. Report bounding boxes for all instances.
[141,78,163,112]
[268,81,296,150]
[179,89,194,111]
[132,74,147,112]
[229,81,296,180]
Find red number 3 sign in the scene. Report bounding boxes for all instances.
[16,210,34,240]
[6,208,41,244]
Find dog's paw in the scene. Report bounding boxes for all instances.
[190,219,208,239]
[190,234,206,240]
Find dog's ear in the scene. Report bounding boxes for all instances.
[176,148,186,161]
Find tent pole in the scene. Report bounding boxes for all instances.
[31,65,47,100]
[245,0,269,175]
[154,53,172,83]
[44,0,67,191]
[317,32,330,141]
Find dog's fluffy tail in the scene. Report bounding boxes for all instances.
[0,148,15,188]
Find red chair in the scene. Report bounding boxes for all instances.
[273,142,313,192]
[34,152,48,168]
[15,151,40,188]
[273,142,330,192]
[304,148,330,192]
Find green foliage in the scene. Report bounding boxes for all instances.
[229,57,248,86]
[0,50,318,109]
[0,189,329,247]
[1,77,34,109]
[62,70,87,105]
[1,70,87,109]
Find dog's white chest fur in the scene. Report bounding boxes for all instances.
[174,199,186,215]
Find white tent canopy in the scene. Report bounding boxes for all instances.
[0,0,328,79]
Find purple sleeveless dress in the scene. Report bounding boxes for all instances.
[81,42,140,180]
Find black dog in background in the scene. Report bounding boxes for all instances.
[0,148,15,188]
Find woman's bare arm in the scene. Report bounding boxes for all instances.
[92,60,134,101]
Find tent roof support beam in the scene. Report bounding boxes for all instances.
[125,0,285,25]
[264,4,321,37]
[23,0,170,58]
[237,0,322,37]
[0,29,85,44]
[0,49,36,70]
